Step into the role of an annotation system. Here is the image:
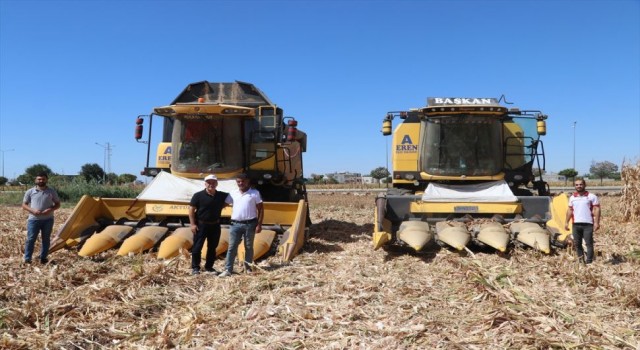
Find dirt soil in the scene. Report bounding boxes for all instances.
[0,193,638,349]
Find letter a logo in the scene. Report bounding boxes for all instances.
[164,146,172,155]
[401,135,413,145]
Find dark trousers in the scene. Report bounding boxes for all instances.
[572,223,594,263]
[191,223,221,269]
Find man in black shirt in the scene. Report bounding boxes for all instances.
[189,174,229,275]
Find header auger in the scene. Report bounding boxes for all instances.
[50,81,309,263]
[374,97,571,254]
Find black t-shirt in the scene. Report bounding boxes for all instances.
[189,190,229,222]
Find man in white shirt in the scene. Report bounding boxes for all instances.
[219,173,263,277]
[564,179,601,264]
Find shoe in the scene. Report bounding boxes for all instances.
[40,258,49,264]
[244,266,253,273]
[192,268,201,275]
[24,259,32,264]
[218,270,232,277]
[204,267,219,275]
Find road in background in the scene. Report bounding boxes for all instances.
[307,186,622,193]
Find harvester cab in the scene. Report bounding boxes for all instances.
[374,97,571,254]
[50,81,309,263]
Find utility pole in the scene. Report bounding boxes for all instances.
[0,148,15,178]
[572,121,577,173]
[95,142,114,183]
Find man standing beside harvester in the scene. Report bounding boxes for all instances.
[219,173,264,277]
[189,173,265,277]
[189,174,229,275]
[564,179,601,264]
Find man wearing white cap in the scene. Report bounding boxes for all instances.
[188,174,230,275]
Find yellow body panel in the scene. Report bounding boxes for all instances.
[373,231,392,250]
[391,122,420,174]
[372,206,392,250]
[420,172,505,181]
[411,201,522,214]
[144,203,232,218]
[546,193,572,242]
[277,200,308,261]
[155,104,255,117]
[250,152,276,170]
[155,142,172,168]
[145,203,191,216]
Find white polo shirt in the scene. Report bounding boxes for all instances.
[226,188,262,221]
[568,191,599,224]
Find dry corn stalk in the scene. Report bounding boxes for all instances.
[621,159,640,222]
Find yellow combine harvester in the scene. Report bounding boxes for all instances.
[50,81,309,262]
[374,97,571,254]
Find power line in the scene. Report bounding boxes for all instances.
[0,148,15,178]
[95,142,114,181]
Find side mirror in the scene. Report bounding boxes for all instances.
[135,117,144,141]
[382,116,392,136]
[536,120,546,136]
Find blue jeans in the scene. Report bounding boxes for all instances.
[224,221,257,272]
[573,223,594,263]
[25,218,54,262]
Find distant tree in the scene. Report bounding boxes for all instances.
[558,168,578,185]
[106,172,119,184]
[589,160,619,185]
[307,173,324,184]
[370,167,390,187]
[80,163,105,183]
[118,174,137,184]
[0,176,7,186]
[16,164,54,185]
[323,176,338,184]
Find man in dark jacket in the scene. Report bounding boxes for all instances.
[189,174,229,275]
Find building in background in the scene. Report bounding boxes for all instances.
[324,171,363,184]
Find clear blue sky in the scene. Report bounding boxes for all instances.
[1,0,639,181]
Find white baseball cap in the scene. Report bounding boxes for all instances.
[204,174,218,182]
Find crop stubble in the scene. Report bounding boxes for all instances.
[0,192,638,349]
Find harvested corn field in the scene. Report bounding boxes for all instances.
[1,193,639,349]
